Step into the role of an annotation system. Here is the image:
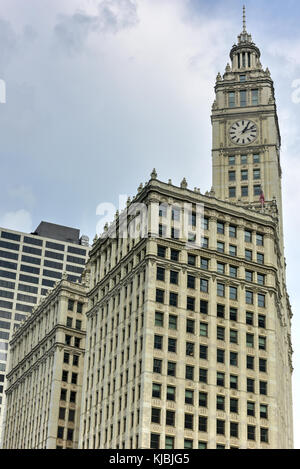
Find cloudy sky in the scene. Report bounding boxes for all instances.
[1,0,300,447]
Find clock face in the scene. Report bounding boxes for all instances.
[229,120,257,145]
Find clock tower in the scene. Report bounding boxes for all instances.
[211,7,283,223]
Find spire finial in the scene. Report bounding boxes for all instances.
[243,5,246,32]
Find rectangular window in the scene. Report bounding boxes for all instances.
[261,428,269,443]
[258,294,266,308]
[185,365,194,380]
[185,389,194,405]
[246,333,254,348]
[229,92,235,108]
[199,369,207,383]
[150,433,160,449]
[253,154,260,163]
[186,319,195,334]
[241,154,248,165]
[256,234,264,246]
[186,342,195,356]
[170,249,179,261]
[154,335,163,350]
[151,407,161,424]
[230,398,238,414]
[217,372,225,387]
[246,311,254,325]
[241,186,249,197]
[153,359,162,374]
[259,336,266,350]
[166,386,175,401]
[230,375,238,390]
[258,315,266,329]
[199,416,207,433]
[240,90,247,107]
[200,279,208,293]
[167,361,176,377]
[156,289,164,304]
[241,169,248,181]
[200,323,208,337]
[152,383,161,399]
[217,304,225,318]
[246,290,253,304]
[217,262,225,274]
[187,275,195,289]
[217,283,225,297]
[199,345,208,360]
[168,338,177,353]
[254,185,261,196]
[217,395,225,411]
[188,254,196,266]
[229,187,236,198]
[230,307,238,321]
[229,245,237,256]
[169,292,178,307]
[257,253,264,265]
[200,300,208,315]
[253,169,261,180]
[157,246,166,258]
[184,414,194,430]
[252,89,259,105]
[230,266,238,278]
[217,326,225,341]
[217,242,224,253]
[217,349,225,363]
[170,270,178,285]
[201,258,209,270]
[230,329,238,344]
[260,381,268,395]
[169,315,177,330]
[166,411,175,427]
[248,425,256,441]
[155,311,164,327]
[228,171,236,182]
[217,419,225,435]
[229,155,236,166]
[230,422,239,438]
[230,286,238,300]
[187,296,195,311]
[156,267,165,281]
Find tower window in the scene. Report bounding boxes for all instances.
[241,154,248,165]
[229,155,236,165]
[240,75,246,82]
[229,92,236,108]
[253,154,260,164]
[240,90,247,107]
[252,89,259,105]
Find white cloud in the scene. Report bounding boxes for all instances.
[0,209,32,233]
[53,0,139,53]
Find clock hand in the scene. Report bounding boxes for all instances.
[242,122,250,134]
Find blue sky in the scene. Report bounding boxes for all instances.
[1,0,300,447]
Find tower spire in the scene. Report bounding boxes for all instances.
[243,5,246,32]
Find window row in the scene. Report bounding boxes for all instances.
[228,154,260,166]
[152,360,268,393]
[155,309,266,328]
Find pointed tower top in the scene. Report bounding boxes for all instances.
[243,5,246,33]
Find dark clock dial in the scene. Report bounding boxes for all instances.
[229,120,257,145]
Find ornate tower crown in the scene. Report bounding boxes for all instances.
[229,5,261,71]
